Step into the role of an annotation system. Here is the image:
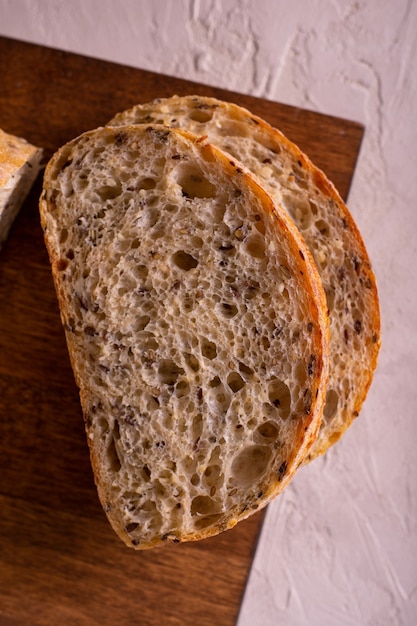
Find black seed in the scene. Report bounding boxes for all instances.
[278,461,287,481]
[114,132,128,145]
[125,522,139,533]
[308,354,316,376]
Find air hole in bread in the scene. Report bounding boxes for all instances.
[218,302,238,318]
[204,464,221,484]
[227,371,245,393]
[152,480,166,498]
[188,108,215,123]
[164,203,178,213]
[309,200,319,215]
[139,177,156,190]
[142,498,159,514]
[157,359,185,385]
[238,362,254,377]
[231,445,272,487]
[172,250,198,271]
[131,263,148,281]
[190,473,200,486]
[133,315,150,332]
[96,416,109,435]
[146,395,160,412]
[268,379,291,418]
[183,352,200,372]
[106,437,122,473]
[315,219,330,237]
[191,235,204,249]
[201,337,217,360]
[191,495,219,516]
[125,522,139,534]
[324,389,339,420]
[244,234,266,259]
[141,465,152,482]
[159,468,173,481]
[172,164,217,199]
[175,380,190,398]
[96,183,122,201]
[254,420,280,443]
[280,287,290,302]
[261,336,270,350]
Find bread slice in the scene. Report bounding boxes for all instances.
[0,128,43,249]
[109,96,381,461]
[39,124,329,548]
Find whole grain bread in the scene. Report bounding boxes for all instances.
[0,128,43,249]
[40,124,329,548]
[109,96,381,461]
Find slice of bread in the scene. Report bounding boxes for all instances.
[0,128,43,249]
[40,124,329,548]
[109,96,381,461]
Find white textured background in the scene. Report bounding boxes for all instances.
[1,1,416,624]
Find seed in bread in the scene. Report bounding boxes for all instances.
[39,124,329,548]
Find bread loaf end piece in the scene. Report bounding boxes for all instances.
[0,129,43,249]
[40,124,329,548]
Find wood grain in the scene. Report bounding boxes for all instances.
[0,37,364,626]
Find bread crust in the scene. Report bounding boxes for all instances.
[40,124,329,548]
[0,128,43,248]
[109,96,381,461]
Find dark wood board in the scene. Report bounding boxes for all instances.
[0,36,364,626]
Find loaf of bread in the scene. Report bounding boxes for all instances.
[109,96,381,461]
[39,124,329,548]
[0,128,43,249]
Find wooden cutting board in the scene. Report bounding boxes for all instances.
[0,37,364,626]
